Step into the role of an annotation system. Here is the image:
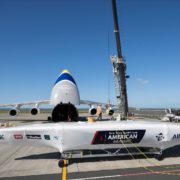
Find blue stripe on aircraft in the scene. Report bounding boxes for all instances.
[54,73,77,86]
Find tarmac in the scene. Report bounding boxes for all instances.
[0,113,180,179]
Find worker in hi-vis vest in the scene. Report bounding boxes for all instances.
[96,105,102,120]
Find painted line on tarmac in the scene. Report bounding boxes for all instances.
[121,169,180,177]
[70,174,123,180]
[70,169,180,180]
[62,160,67,180]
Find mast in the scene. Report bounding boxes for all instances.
[111,0,128,119]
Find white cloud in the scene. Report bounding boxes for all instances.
[137,78,149,85]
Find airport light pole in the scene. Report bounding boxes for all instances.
[111,0,129,119]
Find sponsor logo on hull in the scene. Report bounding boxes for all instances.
[26,135,41,140]
[172,134,180,140]
[44,135,50,140]
[0,135,4,140]
[54,136,59,140]
[91,130,146,145]
[14,134,23,140]
[156,133,164,142]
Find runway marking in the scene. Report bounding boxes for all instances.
[70,169,180,180]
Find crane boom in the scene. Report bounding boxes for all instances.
[111,0,128,119]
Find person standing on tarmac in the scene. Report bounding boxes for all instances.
[96,104,102,120]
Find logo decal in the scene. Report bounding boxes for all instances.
[0,135,4,140]
[156,133,164,142]
[26,135,41,140]
[44,135,50,140]
[172,134,180,140]
[54,136,59,140]
[14,134,23,139]
[91,130,146,145]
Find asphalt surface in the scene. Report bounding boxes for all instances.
[1,166,180,180]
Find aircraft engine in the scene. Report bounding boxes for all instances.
[106,108,114,116]
[89,107,97,115]
[52,103,78,122]
[9,108,20,116]
[31,108,40,115]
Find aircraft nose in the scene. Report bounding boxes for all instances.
[62,69,70,74]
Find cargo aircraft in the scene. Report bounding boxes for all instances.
[0,69,113,122]
[162,108,180,122]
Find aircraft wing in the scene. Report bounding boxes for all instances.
[0,100,50,108]
[80,100,109,106]
[0,99,109,108]
[80,100,117,109]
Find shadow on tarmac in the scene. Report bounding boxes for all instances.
[15,145,180,164]
[15,152,61,160]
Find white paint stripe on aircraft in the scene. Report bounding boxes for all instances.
[69,174,122,180]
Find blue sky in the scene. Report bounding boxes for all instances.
[0,0,180,108]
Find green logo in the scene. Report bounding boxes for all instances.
[44,135,50,140]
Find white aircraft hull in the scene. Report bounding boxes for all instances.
[1,121,180,154]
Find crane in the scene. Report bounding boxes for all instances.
[111,0,129,120]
